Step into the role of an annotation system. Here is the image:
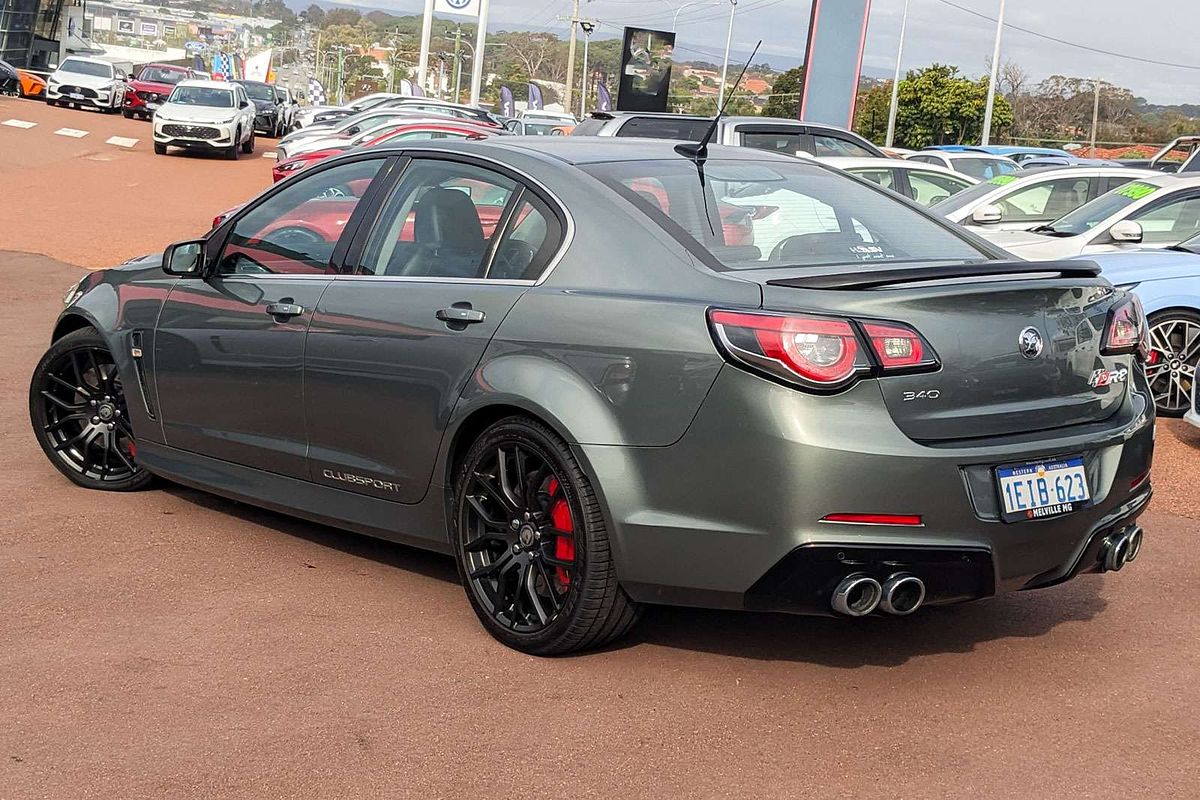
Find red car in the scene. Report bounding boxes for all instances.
[123,63,195,120]
[271,120,498,183]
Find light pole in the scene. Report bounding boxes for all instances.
[468,0,492,106]
[885,0,910,148]
[578,20,594,118]
[672,0,719,30]
[980,0,1005,146]
[717,0,738,108]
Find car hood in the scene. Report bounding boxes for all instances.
[284,134,351,156]
[975,228,1083,260]
[1072,248,1200,285]
[129,79,176,95]
[51,71,114,89]
[250,98,276,112]
[155,104,238,123]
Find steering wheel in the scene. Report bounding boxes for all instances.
[491,241,538,279]
[317,185,350,199]
[266,226,324,247]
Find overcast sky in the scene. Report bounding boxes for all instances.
[345,0,1200,105]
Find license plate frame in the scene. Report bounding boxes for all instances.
[147,102,160,111]
[68,92,85,100]
[994,455,1091,522]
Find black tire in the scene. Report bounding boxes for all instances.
[29,328,153,492]
[153,142,167,155]
[241,128,255,154]
[122,109,134,119]
[226,130,240,160]
[45,98,56,107]
[1145,308,1200,417]
[451,416,640,655]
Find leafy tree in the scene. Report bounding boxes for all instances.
[762,66,803,119]
[302,4,325,27]
[323,8,363,28]
[853,82,891,143]
[893,64,1012,147]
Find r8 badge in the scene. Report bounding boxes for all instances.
[1088,367,1128,388]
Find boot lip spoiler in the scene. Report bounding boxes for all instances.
[765,260,1103,290]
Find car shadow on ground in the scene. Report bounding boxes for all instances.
[161,482,1109,667]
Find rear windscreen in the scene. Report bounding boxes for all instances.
[615,117,711,140]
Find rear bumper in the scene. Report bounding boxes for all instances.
[580,365,1156,614]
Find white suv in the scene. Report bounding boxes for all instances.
[45,56,128,112]
[152,80,257,159]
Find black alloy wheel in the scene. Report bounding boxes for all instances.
[29,328,151,491]
[242,128,255,154]
[1145,310,1200,417]
[452,417,640,655]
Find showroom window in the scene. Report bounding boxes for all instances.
[217,159,386,276]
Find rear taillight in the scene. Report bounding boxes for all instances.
[1102,294,1149,360]
[709,310,870,390]
[710,310,940,391]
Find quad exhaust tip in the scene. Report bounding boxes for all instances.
[880,573,926,616]
[831,574,883,617]
[1103,526,1143,572]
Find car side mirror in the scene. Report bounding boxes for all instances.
[971,204,1003,225]
[240,100,250,109]
[163,240,204,276]
[1109,220,1143,244]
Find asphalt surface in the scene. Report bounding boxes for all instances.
[3,95,1200,799]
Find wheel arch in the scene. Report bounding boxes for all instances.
[52,311,100,343]
[1144,303,1200,322]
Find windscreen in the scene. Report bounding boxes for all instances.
[930,178,1007,214]
[168,85,234,107]
[239,82,275,101]
[948,157,1019,180]
[59,59,112,78]
[139,66,187,84]
[584,158,989,270]
[1042,181,1161,236]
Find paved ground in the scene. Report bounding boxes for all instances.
[2,94,1200,799]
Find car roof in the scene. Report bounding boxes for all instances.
[914,151,1018,162]
[364,136,801,166]
[820,156,971,177]
[58,55,111,65]
[173,79,237,90]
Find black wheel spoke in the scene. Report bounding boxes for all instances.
[470,549,515,580]
[525,565,549,625]
[466,494,506,529]
[85,349,103,394]
[474,471,517,516]
[48,372,89,397]
[463,528,503,552]
[533,560,561,612]
[44,412,88,432]
[52,427,89,452]
[41,390,85,412]
[112,445,137,473]
[497,447,522,509]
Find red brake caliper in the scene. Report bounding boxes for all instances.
[546,477,574,591]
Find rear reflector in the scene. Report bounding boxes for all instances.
[821,513,923,526]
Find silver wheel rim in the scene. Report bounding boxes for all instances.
[1145,317,1199,414]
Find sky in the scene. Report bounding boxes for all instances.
[334,0,1200,105]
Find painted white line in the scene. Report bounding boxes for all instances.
[106,135,138,148]
[2,119,37,129]
[54,127,89,138]
[262,151,277,159]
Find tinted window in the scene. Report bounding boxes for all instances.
[741,131,808,157]
[357,160,558,279]
[572,117,607,136]
[1047,181,1162,235]
[59,59,112,78]
[584,159,987,270]
[138,66,188,84]
[908,155,943,167]
[616,116,710,140]
[949,157,1018,180]
[907,171,972,206]
[238,81,275,101]
[218,159,385,275]
[812,134,875,158]
[848,168,897,191]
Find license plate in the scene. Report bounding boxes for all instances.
[147,102,160,110]
[69,93,84,100]
[996,457,1090,521]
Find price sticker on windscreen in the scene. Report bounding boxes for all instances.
[1116,182,1158,200]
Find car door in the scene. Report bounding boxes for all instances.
[1080,191,1200,254]
[904,169,973,207]
[304,155,565,503]
[987,175,1092,230]
[152,155,393,478]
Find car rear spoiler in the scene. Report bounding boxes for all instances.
[765,260,1102,290]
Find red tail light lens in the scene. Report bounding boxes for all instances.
[1102,294,1148,358]
[861,322,938,370]
[709,310,870,390]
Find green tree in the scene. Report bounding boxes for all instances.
[762,66,803,119]
[893,64,1012,147]
[853,82,891,143]
[323,8,363,28]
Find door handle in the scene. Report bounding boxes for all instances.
[265,302,304,319]
[436,306,485,324]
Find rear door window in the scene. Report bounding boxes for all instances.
[906,170,973,206]
[811,134,875,158]
[616,116,710,140]
[739,130,810,157]
[995,176,1091,222]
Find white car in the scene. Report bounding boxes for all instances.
[152,80,257,159]
[293,104,339,129]
[821,157,976,207]
[519,110,576,125]
[1187,379,1199,430]
[934,167,1160,231]
[905,150,1021,181]
[276,108,436,158]
[977,173,1200,259]
[45,56,129,112]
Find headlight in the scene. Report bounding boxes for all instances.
[63,279,83,307]
[276,161,305,173]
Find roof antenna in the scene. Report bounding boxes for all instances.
[676,40,762,162]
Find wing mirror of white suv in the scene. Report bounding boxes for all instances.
[1108,220,1143,244]
[970,204,1004,225]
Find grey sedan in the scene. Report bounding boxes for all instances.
[29,139,1155,654]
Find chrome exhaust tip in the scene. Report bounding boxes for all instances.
[879,573,926,616]
[831,574,883,617]
[1103,528,1133,572]
[1124,526,1143,564]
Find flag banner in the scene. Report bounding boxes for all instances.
[596,81,612,112]
[433,0,481,18]
[617,27,675,112]
[527,82,543,110]
[399,78,414,96]
[308,76,327,105]
[192,54,205,73]
[411,81,425,97]
[500,85,515,117]
[245,49,272,82]
[797,0,872,127]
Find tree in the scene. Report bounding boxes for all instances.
[302,4,325,27]
[892,64,1012,147]
[503,32,560,80]
[762,66,803,119]
[853,82,891,143]
[323,8,363,28]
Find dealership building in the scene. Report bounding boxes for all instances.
[0,0,69,68]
